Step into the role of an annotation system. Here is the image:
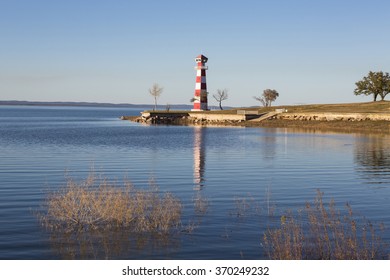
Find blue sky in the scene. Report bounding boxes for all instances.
[1,0,389,107]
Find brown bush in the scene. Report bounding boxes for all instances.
[263,190,388,260]
[38,174,182,234]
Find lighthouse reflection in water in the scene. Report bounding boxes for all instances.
[193,126,206,190]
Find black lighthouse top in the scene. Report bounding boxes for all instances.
[195,54,208,63]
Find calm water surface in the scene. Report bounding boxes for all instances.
[1,105,390,259]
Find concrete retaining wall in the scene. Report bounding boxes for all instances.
[188,113,245,121]
[137,111,245,124]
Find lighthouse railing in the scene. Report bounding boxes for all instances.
[194,66,208,70]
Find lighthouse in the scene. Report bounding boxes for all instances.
[192,54,209,111]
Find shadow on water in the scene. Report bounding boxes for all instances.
[355,135,390,185]
[260,128,277,160]
[47,229,181,260]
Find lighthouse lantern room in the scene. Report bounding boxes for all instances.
[192,54,209,111]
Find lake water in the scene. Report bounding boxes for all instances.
[1,105,390,259]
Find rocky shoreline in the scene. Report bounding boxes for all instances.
[277,112,390,122]
[121,115,244,125]
[121,110,390,134]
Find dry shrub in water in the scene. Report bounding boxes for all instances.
[193,193,209,215]
[231,194,262,218]
[264,190,388,260]
[39,174,182,234]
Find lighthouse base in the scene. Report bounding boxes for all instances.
[191,109,210,111]
[192,101,209,111]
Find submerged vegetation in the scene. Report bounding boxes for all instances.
[263,190,388,260]
[37,175,388,259]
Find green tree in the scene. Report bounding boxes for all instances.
[354,71,390,101]
[253,89,279,107]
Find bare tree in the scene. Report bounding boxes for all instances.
[253,89,279,107]
[213,89,229,110]
[253,95,267,107]
[149,83,163,111]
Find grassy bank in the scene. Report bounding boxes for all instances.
[248,101,390,133]
[263,100,390,114]
[149,101,390,114]
[158,101,390,115]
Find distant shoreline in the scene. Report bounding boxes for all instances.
[0,100,193,109]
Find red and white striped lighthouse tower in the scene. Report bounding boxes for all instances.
[192,54,209,111]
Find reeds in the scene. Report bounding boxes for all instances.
[38,174,182,234]
[263,190,388,259]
